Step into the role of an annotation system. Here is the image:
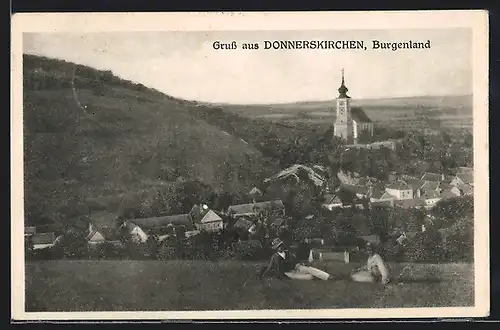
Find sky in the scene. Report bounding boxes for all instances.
[23,29,472,104]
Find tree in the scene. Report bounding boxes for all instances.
[431,196,473,228]
[25,236,34,260]
[370,206,391,242]
[58,229,89,259]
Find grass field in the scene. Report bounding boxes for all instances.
[25,260,474,312]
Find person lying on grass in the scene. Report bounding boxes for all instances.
[258,238,331,280]
[350,242,390,285]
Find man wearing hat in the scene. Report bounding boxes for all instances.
[351,242,390,285]
[258,238,330,280]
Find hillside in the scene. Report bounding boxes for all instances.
[23,55,278,229]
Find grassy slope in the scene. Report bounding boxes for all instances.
[25,260,474,311]
[23,55,277,226]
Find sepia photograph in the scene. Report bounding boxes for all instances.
[11,11,489,320]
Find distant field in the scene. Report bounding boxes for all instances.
[25,260,474,312]
[218,95,473,131]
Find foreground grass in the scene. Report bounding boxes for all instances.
[25,260,474,312]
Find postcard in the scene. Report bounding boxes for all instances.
[11,10,489,320]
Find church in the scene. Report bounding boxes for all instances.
[333,69,374,144]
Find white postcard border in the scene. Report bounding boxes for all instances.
[11,10,490,320]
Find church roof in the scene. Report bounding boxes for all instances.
[337,69,350,98]
[351,107,372,123]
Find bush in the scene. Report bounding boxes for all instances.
[404,231,442,262]
[382,242,405,262]
[439,217,473,262]
[232,240,268,261]
[30,246,64,260]
[58,230,90,259]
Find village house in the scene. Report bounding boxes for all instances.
[227,200,286,219]
[264,164,326,187]
[25,226,36,237]
[120,213,195,244]
[86,222,123,245]
[456,184,474,196]
[450,172,473,187]
[341,183,370,199]
[322,194,343,210]
[31,232,57,250]
[86,211,123,246]
[248,186,264,203]
[393,198,426,209]
[197,209,225,232]
[420,172,445,182]
[369,187,396,204]
[188,204,226,233]
[385,182,413,200]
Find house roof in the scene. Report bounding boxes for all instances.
[386,182,412,190]
[402,178,426,191]
[227,200,285,216]
[456,172,473,185]
[457,184,473,195]
[341,184,370,196]
[421,180,440,192]
[248,187,263,195]
[271,217,286,227]
[351,107,372,123]
[87,225,121,241]
[379,192,396,200]
[32,232,55,245]
[233,218,253,230]
[456,166,473,174]
[394,199,426,209]
[439,183,455,191]
[421,173,443,182]
[420,189,441,199]
[323,194,342,204]
[200,210,223,223]
[25,226,36,235]
[440,190,459,199]
[371,200,394,207]
[131,214,192,229]
[370,188,386,199]
[264,164,326,187]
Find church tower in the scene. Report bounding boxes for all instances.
[333,69,354,144]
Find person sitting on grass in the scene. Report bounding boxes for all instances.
[350,242,390,285]
[258,238,331,281]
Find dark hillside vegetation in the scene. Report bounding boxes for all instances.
[23,55,278,231]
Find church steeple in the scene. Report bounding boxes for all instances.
[338,68,349,98]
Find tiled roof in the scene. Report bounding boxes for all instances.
[421,173,443,182]
[386,182,412,190]
[131,214,192,230]
[457,172,473,185]
[25,227,36,235]
[233,218,253,230]
[323,194,342,204]
[248,187,263,195]
[421,181,440,192]
[394,199,426,209]
[402,178,426,190]
[351,107,372,123]
[227,200,285,216]
[341,184,370,195]
[457,184,473,195]
[200,210,223,223]
[32,232,55,245]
